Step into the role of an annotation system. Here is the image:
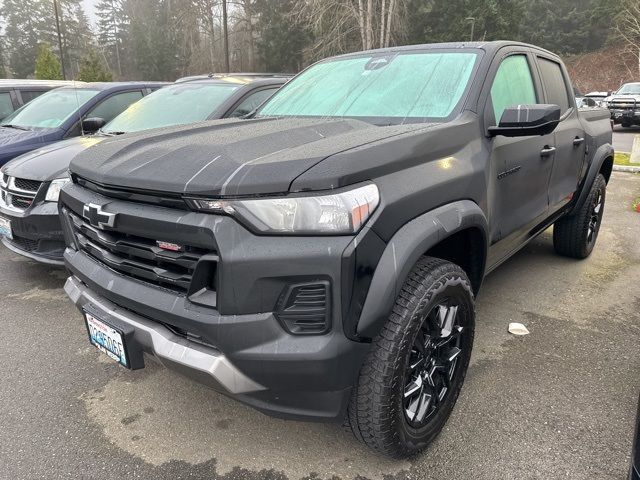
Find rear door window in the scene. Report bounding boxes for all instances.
[490,55,537,122]
[537,57,571,113]
[86,91,144,123]
[228,88,279,117]
[19,90,47,104]
[0,93,14,120]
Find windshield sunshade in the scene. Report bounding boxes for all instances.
[258,51,478,122]
[103,83,241,134]
[1,88,99,129]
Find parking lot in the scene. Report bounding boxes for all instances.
[614,125,640,153]
[0,171,638,480]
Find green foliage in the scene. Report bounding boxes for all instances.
[406,0,524,45]
[254,0,309,72]
[128,0,180,80]
[77,48,113,81]
[0,0,634,81]
[34,43,63,79]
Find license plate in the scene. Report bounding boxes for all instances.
[0,216,12,240]
[85,313,129,368]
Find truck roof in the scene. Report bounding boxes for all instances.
[335,40,560,60]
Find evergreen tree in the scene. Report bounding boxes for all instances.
[34,43,63,79]
[96,0,127,77]
[125,0,181,80]
[2,0,47,77]
[406,0,524,45]
[77,48,114,81]
[254,0,309,72]
[0,30,7,78]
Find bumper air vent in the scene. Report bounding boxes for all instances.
[276,282,331,335]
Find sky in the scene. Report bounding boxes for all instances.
[82,0,97,26]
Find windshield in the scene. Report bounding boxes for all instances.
[257,51,478,123]
[616,84,640,95]
[0,88,99,129]
[103,82,241,133]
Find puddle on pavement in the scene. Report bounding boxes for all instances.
[82,362,409,480]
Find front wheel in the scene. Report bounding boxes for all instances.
[553,173,606,259]
[347,256,475,457]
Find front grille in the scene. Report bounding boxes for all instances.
[68,211,214,293]
[610,98,638,110]
[0,176,42,211]
[13,178,42,192]
[75,176,189,210]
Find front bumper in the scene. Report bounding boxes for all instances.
[65,276,265,394]
[610,109,640,124]
[0,201,65,265]
[64,265,370,421]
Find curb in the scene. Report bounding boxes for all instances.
[613,165,640,173]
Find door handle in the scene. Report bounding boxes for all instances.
[573,137,585,146]
[540,146,556,157]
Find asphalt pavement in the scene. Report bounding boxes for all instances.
[0,172,639,480]
[613,124,640,153]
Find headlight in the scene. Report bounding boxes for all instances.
[45,177,71,202]
[190,183,380,234]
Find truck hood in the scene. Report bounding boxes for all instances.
[70,117,426,196]
[4,136,105,181]
[606,94,640,103]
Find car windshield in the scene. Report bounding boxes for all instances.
[0,88,99,129]
[102,82,241,134]
[616,84,640,95]
[257,51,478,124]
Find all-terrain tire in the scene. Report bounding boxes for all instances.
[347,256,475,458]
[553,173,606,259]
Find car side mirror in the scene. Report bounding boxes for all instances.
[488,104,561,137]
[81,117,106,134]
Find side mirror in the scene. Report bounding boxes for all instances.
[81,117,106,134]
[488,104,561,137]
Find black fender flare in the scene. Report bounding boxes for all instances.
[356,200,488,338]
[569,143,614,215]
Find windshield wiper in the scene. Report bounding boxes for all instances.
[98,130,127,137]
[0,124,30,131]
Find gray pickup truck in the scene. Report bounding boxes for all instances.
[58,41,613,457]
[606,82,640,127]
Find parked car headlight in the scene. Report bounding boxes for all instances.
[45,177,71,202]
[190,183,380,234]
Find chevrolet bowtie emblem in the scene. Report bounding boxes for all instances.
[83,203,116,229]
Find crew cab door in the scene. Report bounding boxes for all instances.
[534,55,586,212]
[484,50,555,260]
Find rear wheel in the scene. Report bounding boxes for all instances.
[347,257,475,457]
[553,173,606,259]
